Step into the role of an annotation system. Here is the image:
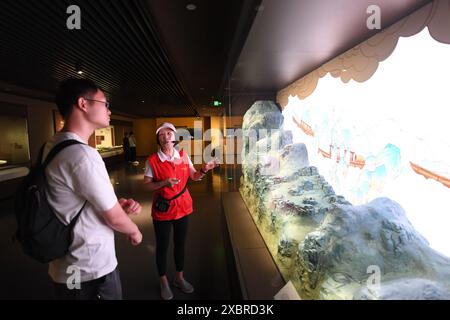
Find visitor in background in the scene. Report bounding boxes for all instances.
[122,132,130,163]
[128,131,137,164]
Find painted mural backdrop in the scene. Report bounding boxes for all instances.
[282,28,450,257]
[241,3,450,299]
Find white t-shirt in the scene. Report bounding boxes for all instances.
[144,149,195,178]
[43,132,118,283]
[128,135,136,148]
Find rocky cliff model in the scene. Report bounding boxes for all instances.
[240,101,450,299]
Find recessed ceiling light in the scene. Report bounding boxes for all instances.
[141,100,145,103]
[75,60,83,74]
[186,4,196,11]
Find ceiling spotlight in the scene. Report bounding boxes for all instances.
[186,4,196,11]
[75,60,83,75]
[141,100,145,103]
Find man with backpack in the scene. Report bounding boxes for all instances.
[39,78,142,299]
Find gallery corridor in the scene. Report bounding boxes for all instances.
[0,160,242,300]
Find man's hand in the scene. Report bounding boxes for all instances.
[119,198,142,215]
[128,230,143,246]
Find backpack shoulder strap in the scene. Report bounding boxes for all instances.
[167,183,188,201]
[42,139,88,224]
[69,200,87,227]
[42,139,85,168]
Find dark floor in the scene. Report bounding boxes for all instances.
[0,159,242,300]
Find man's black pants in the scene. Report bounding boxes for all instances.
[52,267,122,300]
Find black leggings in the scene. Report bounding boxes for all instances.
[152,215,189,277]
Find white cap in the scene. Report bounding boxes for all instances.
[156,122,177,135]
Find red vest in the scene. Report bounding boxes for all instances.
[148,150,193,221]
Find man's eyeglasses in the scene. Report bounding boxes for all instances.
[83,98,110,109]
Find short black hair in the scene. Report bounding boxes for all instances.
[55,78,100,119]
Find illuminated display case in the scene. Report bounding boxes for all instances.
[240,10,450,300]
[95,126,125,159]
[0,102,30,170]
[0,101,30,199]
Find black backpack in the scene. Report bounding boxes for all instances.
[14,139,86,263]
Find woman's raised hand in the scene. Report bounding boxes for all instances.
[203,158,220,172]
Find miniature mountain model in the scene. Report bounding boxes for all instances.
[240,101,450,299]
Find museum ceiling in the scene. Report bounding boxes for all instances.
[0,0,432,117]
